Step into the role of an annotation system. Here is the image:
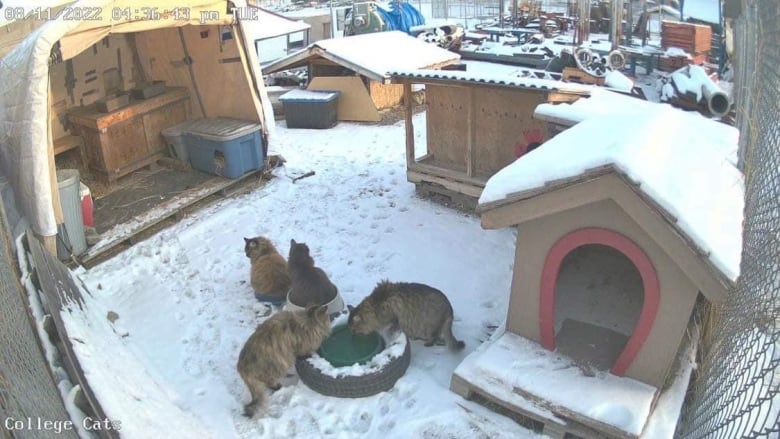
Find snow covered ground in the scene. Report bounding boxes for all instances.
[66,113,544,438]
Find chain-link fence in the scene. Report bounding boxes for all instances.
[678,0,780,437]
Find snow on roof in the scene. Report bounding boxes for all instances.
[482,95,744,281]
[240,8,310,41]
[683,0,720,24]
[390,68,593,94]
[454,331,658,436]
[312,31,461,79]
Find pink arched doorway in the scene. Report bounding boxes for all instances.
[539,228,660,376]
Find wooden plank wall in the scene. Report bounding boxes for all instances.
[50,34,141,139]
[425,84,469,171]
[473,88,548,176]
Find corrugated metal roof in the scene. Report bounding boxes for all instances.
[390,68,593,94]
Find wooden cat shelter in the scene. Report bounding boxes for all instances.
[450,108,742,438]
[391,70,591,208]
[262,31,460,122]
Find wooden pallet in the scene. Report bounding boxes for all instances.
[562,67,605,86]
[79,169,266,267]
[450,373,620,439]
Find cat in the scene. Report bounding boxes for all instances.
[287,239,339,307]
[348,280,465,351]
[244,236,291,301]
[237,306,330,417]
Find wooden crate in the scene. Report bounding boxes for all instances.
[562,67,605,85]
[661,21,712,55]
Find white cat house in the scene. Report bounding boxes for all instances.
[450,104,744,438]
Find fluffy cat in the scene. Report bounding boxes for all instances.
[287,239,338,307]
[237,306,330,417]
[348,280,464,351]
[244,236,291,301]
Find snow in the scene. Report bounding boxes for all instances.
[64,113,543,438]
[483,98,744,281]
[664,47,692,58]
[604,70,634,92]
[278,89,339,102]
[454,331,657,436]
[312,31,461,79]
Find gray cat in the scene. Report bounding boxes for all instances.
[287,239,339,307]
[348,280,465,351]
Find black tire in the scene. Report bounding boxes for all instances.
[295,336,411,398]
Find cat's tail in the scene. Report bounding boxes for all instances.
[442,315,465,351]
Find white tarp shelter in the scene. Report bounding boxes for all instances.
[0,0,271,247]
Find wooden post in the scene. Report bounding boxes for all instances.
[577,0,590,45]
[466,87,476,177]
[47,84,63,258]
[403,81,414,167]
[610,0,623,50]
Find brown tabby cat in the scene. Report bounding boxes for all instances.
[237,305,331,417]
[287,239,339,307]
[348,280,465,351]
[244,236,291,301]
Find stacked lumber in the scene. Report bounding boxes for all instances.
[661,21,712,55]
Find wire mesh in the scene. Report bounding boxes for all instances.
[678,0,780,437]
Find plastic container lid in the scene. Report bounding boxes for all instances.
[161,119,202,137]
[279,89,340,103]
[185,117,262,142]
[317,324,386,367]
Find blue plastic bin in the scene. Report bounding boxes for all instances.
[184,118,264,179]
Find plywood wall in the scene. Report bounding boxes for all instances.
[368,81,404,110]
[473,88,548,176]
[425,84,469,171]
[135,25,259,122]
[49,34,141,139]
[424,83,551,178]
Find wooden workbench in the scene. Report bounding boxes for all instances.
[67,87,191,182]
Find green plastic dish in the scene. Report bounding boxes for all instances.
[318,324,386,367]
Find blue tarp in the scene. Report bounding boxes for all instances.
[375,1,425,34]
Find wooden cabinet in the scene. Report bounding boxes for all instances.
[67,87,191,182]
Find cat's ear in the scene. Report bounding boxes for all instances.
[290,239,296,246]
[244,237,250,243]
[347,304,355,312]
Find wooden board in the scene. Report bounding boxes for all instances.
[425,84,469,168]
[49,34,140,139]
[180,25,258,121]
[134,27,205,119]
[307,76,381,122]
[473,87,548,175]
[25,233,120,438]
[368,81,404,110]
[562,67,606,85]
